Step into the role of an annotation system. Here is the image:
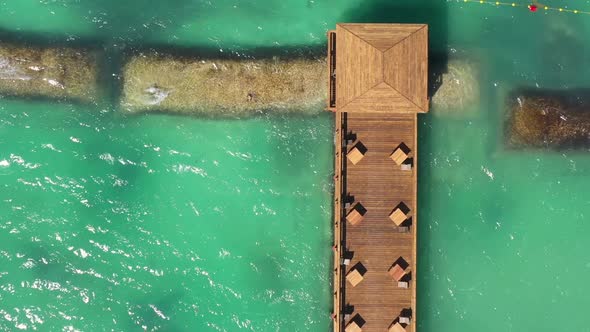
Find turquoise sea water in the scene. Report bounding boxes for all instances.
[1,102,334,331]
[2,0,590,331]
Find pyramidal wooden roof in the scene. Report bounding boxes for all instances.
[335,24,429,113]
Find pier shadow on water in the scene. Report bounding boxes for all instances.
[342,0,449,52]
[124,41,327,60]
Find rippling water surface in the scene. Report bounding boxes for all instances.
[3,0,590,331]
[0,102,333,331]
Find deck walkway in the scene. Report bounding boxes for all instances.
[338,113,417,332]
[328,23,427,332]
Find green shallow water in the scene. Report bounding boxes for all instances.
[0,102,334,331]
[2,0,590,331]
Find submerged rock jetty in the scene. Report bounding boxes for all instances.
[0,43,99,102]
[121,53,327,115]
[431,59,479,114]
[505,91,590,149]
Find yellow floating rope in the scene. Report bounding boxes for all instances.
[461,0,590,15]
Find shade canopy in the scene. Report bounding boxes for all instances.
[335,23,429,113]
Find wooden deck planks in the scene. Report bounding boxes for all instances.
[335,24,428,113]
[339,113,417,332]
[330,23,426,332]
[333,111,344,332]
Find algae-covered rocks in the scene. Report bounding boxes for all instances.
[121,53,327,115]
[0,43,100,102]
[505,91,590,149]
[431,59,479,114]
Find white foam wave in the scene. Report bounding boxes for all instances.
[149,304,169,320]
[99,153,114,165]
[10,154,41,169]
[172,164,207,177]
[481,166,494,180]
[41,143,62,152]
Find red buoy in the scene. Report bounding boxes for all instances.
[529,4,538,12]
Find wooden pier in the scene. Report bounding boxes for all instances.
[328,24,428,332]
